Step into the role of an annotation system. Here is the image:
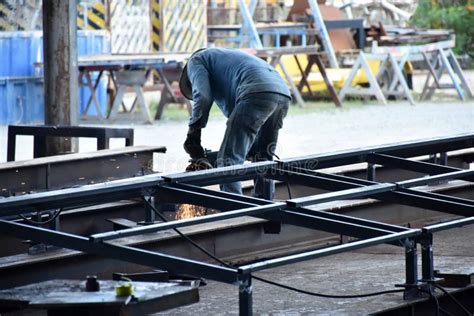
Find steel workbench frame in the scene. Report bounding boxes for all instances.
[0,134,473,315]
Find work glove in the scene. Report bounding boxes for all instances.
[183,126,205,159]
[185,158,213,172]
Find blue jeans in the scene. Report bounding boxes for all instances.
[217,92,290,196]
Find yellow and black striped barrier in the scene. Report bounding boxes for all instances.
[77,1,106,30]
[151,0,161,52]
[156,0,207,53]
[0,0,37,31]
[0,1,14,31]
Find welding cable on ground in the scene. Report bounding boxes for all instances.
[143,198,407,299]
[433,284,472,316]
[251,276,404,298]
[426,287,441,316]
[423,286,457,316]
[19,209,62,226]
[143,198,231,266]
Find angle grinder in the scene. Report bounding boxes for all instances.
[185,149,218,172]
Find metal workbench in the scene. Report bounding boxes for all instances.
[78,53,190,123]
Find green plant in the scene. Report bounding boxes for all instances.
[411,0,474,59]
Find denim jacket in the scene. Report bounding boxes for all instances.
[186,48,291,127]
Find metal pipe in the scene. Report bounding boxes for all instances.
[0,219,239,284]
[90,203,285,242]
[239,230,419,273]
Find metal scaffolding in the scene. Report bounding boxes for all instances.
[0,134,473,315]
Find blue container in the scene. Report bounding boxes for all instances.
[0,30,110,124]
[0,78,44,125]
[0,32,43,77]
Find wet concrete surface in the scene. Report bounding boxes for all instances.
[156,224,474,315]
[1,100,473,173]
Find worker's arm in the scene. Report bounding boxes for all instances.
[187,57,213,128]
[184,57,213,159]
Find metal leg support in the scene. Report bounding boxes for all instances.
[420,232,434,283]
[403,238,420,300]
[239,274,253,316]
[261,178,281,234]
[143,196,156,225]
[367,162,376,181]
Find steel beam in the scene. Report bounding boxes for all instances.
[283,133,474,169]
[389,189,474,217]
[293,207,409,233]
[239,230,419,273]
[90,203,285,243]
[287,183,396,208]
[0,219,238,284]
[269,168,357,191]
[155,185,256,211]
[398,170,474,188]
[423,217,474,233]
[367,153,461,175]
[270,210,402,242]
[0,146,165,196]
[275,168,474,217]
[170,183,272,206]
[163,161,276,186]
[0,175,164,217]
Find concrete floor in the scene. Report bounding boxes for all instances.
[156,224,474,315]
[1,99,473,173]
[1,69,473,171]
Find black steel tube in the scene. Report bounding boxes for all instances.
[367,153,460,175]
[0,174,164,217]
[287,183,396,208]
[423,217,474,233]
[239,230,420,273]
[294,207,409,232]
[90,203,285,242]
[397,170,474,188]
[273,210,401,242]
[0,219,239,284]
[283,133,474,169]
[420,233,434,282]
[163,161,276,186]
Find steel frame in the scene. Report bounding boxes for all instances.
[0,134,473,315]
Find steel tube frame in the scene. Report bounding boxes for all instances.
[90,203,286,242]
[367,153,461,175]
[276,167,474,217]
[0,134,474,314]
[239,230,419,273]
[270,210,404,243]
[0,220,239,284]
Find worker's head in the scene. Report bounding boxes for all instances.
[179,48,207,100]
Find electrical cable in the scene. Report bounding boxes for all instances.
[433,284,472,316]
[144,198,231,267]
[251,275,404,298]
[422,286,458,316]
[143,197,406,299]
[439,306,455,316]
[19,209,62,226]
[425,287,440,316]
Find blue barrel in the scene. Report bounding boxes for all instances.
[0,30,110,124]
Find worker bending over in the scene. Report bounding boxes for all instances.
[179,47,291,197]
